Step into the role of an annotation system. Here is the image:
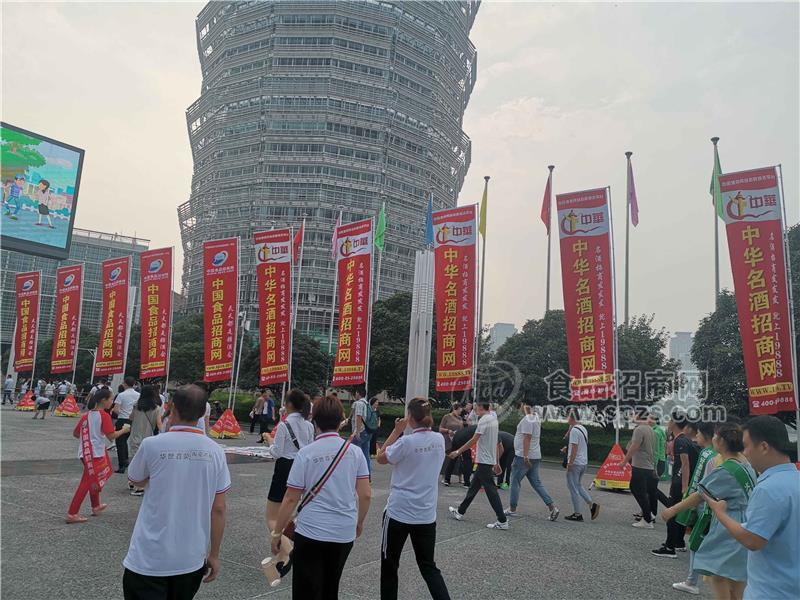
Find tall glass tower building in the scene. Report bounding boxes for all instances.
[179,0,479,341]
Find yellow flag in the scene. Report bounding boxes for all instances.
[479,183,487,238]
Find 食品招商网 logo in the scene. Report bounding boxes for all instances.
[211,251,228,267]
[63,274,75,287]
[21,279,35,291]
[148,259,163,274]
[109,267,122,282]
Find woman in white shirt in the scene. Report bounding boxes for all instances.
[377,397,450,600]
[264,390,314,532]
[271,395,371,600]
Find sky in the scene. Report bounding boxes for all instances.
[3,1,798,338]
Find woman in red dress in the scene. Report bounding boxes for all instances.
[66,388,130,523]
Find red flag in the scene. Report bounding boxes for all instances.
[540,171,552,233]
[293,220,304,264]
[203,238,239,382]
[627,155,639,227]
[255,229,292,385]
[14,271,41,373]
[139,248,173,379]
[95,257,131,377]
[50,265,83,374]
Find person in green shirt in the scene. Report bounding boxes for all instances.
[651,414,667,479]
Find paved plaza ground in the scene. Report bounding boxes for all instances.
[1,406,710,600]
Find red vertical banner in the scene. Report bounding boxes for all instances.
[255,229,292,386]
[95,257,131,376]
[720,167,797,415]
[50,265,83,374]
[203,238,239,382]
[433,205,477,392]
[139,248,173,379]
[557,188,616,401]
[332,219,373,387]
[13,271,41,373]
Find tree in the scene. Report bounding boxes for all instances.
[289,333,329,393]
[1,127,46,183]
[616,315,682,404]
[368,292,412,397]
[124,324,141,379]
[168,314,204,384]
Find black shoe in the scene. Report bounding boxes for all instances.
[675,543,687,552]
[651,545,677,558]
[277,552,293,578]
[633,512,642,521]
[564,513,584,522]
[590,502,600,520]
[115,468,126,474]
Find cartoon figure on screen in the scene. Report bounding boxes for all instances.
[34,179,55,229]
[4,175,24,220]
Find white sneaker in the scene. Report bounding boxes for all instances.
[672,581,700,595]
[633,519,654,529]
[548,506,560,521]
[448,506,463,521]
[486,521,509,530]
[504,508,520,517]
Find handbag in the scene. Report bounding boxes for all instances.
[677,447,717,527]
[688,459,755,551]
[282,435,353,540]
[562,426,587,469]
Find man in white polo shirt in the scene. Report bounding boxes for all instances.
[447,402,508,530]
[123,384,231,600]
[112,377,140,473]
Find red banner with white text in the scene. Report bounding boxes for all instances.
[139,248,173,379]
[255,229,292,386]
[14,271,41,373]
[95,257,131,376]
[721,167,797,415]
[203,238,239,382]
[557,188,616,401]
[50,265,83,374]
[434,205,477,392]
[332,219,373,387]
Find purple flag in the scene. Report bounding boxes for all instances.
[627,155,639,227]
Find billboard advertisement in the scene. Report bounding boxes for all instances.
[1,122,85,260]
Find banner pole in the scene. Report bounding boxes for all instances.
[229,238,243,411]
[327,210,343,388]
[374,201,385,304]
[30,271,42,387]
[606,186,621,444]
[364,217,376,395]
[71,264,85,387]
[476,177,490,400]
[624,152,632,326]
[777,164,800,457]
[545,166,554,314]
[712,137,721,310]
[164,248,175,393]
[289,219,305,389]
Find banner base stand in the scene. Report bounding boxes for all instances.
[592,443,632,491]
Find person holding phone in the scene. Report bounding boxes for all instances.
[662,423,756,600]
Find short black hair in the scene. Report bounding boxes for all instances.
[172,385,208,422]
[670,409,687,428]
[124,376,136,388]
[567,408,581,422]
[353,385,366,398]
[478,401,491,411]
[312,395,344,432]
[286,388,310,419]
[744,416,792,457]
[697,420,715,440]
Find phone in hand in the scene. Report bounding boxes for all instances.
[697,482,720,502]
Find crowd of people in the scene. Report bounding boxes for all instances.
[5,375,799,600]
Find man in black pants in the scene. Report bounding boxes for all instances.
[111,377,139,473]
[448,426,475,487]
[496,431,514,489]
[652,413,699,557]
[620,415,658,527]
[447,403,508,530]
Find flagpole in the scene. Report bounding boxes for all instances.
[776,164,800,460]
[545,165,554,313]
[374,201,385,304]
[71,264,85,387]
[289,219,305,389]
[606,185,620,445]
[365,217,376,395]
[712,137,720,310]
[476,176,490,401]
[327,209,343,387]
[624,152,632,326]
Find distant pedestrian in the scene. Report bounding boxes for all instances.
[3,375,14,405]
[563,409,599,522]
[112,377,140,473]
[66,388,129,523]
[127,385,163,497]
[438,403,464,486]
[504,403,559,521]
[378,398,450,600]
[368,396,381,457]
[449,426,475,487]
[349,386,372,478]
[620,412,658,527]
[33,392,50,419]
[448,402,508,530]
[122,385,230,600]
[703,416,800,600]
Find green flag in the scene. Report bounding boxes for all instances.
[374,203,386,251]
[710,143,723,219]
